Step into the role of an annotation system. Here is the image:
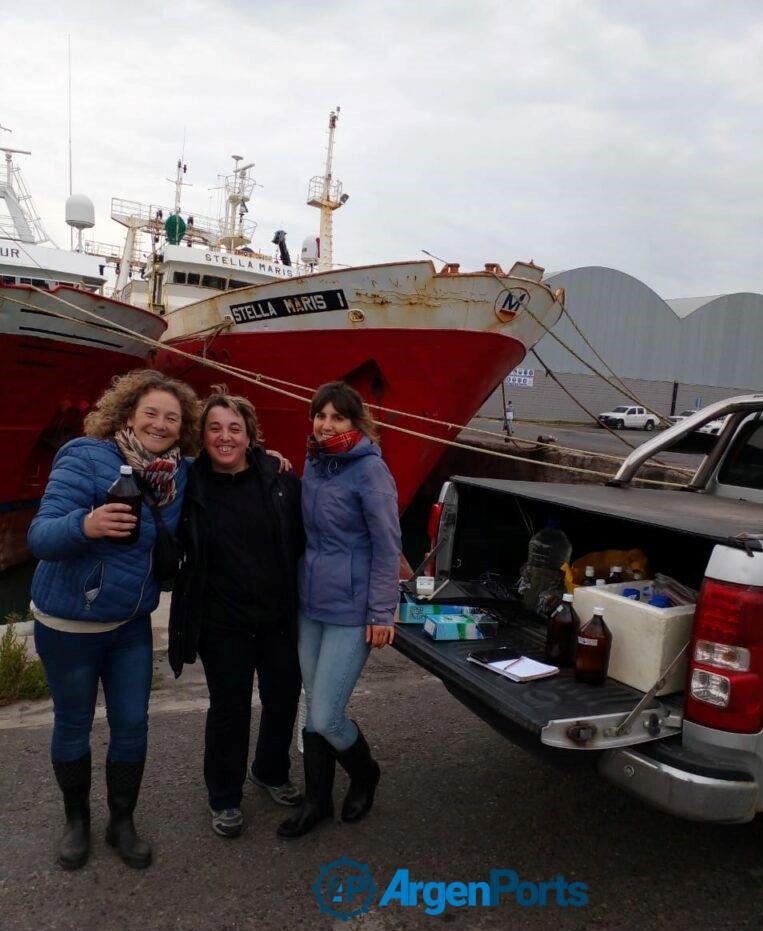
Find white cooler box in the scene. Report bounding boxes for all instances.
[572,581,695,695]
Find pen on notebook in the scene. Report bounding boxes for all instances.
[498,657,523,671]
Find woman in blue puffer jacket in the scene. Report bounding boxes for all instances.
[278,381,401,839]
[28,370,199,871]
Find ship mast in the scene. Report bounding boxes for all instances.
[307,108,347,271]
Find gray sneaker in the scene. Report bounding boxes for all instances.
[248,772,303,807]
[209,806,244,838]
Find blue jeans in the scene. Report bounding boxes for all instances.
[34,615,153,763]
[298,615,370,752]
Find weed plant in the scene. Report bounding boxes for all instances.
[0,615,49,704]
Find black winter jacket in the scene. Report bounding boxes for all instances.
[168,447,304,677]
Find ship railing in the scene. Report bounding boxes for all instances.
[307,175,343,207]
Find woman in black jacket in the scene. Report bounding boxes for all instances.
[169,387,303,838]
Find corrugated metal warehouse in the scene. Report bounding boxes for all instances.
[478,266,763,423]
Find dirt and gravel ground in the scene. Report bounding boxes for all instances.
[3,635,763,931]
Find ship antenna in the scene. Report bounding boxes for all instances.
[306,106,348,271]
[67,34,73,248]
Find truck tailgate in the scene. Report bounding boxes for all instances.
[394,621,682,748]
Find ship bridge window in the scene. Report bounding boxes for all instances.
[202,275,225,290]
[229,279,248,290]
[187,273,200,286]
[173,272,187,284]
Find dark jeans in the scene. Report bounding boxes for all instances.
[34,615,153,763]
[198,623,302,810]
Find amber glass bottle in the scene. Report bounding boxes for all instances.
[574,607,612,685]
[545,593,577,667]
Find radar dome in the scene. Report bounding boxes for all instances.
[301,235,319,266]
[66,194,95,231]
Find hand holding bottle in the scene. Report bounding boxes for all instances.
[83,503,138,540]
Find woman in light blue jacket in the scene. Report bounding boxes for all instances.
[278,381,401,839]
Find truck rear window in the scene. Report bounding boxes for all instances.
[718,420,763,489]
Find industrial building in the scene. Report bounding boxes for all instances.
[479,266,763,424]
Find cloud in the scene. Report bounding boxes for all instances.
[5,0,763,296]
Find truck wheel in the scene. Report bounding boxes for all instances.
[616,420,625,430]
[645,420,655,431]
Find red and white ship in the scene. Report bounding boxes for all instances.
[151,111,565,509]
[158,257,564,510]
[0,143,166,570]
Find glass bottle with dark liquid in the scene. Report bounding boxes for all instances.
[574,607,612,685]
[545,593,577,667]
[582,565,596,586]
[608,565,623,584]
[106,465,141,545]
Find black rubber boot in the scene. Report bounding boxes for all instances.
[277,730,335,840]
[105,760,152,869]
[335,724,380,823]
[52,753,91,870]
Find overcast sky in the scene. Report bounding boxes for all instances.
[4,0,763,298]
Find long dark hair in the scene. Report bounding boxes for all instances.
[309,381,380,444]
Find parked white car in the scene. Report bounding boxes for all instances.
[598,405,658,430]
[669,409,698,425]
[698,415,730,436]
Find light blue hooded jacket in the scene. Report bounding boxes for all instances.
[298,437,401,626]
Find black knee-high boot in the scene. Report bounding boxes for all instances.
[105,759,152,869]
[52,753,91,870]
[277,730,335,840]
[334,724,380,823]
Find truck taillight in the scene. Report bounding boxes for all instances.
[424,502,444,576]
[685,577,763,733]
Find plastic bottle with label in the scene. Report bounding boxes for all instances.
[105,465,141,545]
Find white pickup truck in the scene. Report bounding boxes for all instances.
[395,395,763,823]
[598,405,658,430]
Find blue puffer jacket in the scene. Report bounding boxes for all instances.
[28,437,188,622]
[299,437,401,626]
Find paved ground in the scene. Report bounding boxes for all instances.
[466,418,703,468]
[3,632,763,931]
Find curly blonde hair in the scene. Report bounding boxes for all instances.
[84,369,201,455]
[200,384,264,447]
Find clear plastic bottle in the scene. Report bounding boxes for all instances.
[520,519,572,610]
[527,519,572,570]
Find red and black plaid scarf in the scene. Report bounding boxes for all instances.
[307,428,364,460]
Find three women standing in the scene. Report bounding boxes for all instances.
[29,370,199,870]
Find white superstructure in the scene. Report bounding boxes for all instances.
[0,145,106,289]
[112,156,298,315]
